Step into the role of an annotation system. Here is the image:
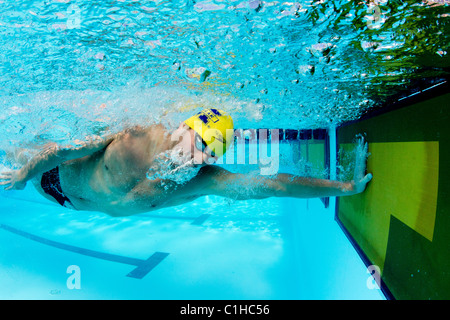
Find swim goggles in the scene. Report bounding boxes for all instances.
[194,132,216,158]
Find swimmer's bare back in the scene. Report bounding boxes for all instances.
[36,124,213,216]
[0,125,372,217]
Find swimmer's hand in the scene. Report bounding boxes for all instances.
[0,169,27,191]
[348,136,373,195]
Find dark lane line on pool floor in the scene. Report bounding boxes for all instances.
[0,223,169,279]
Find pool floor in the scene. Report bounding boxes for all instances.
[0,185,384,300]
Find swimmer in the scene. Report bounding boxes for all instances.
[0,109,372,217]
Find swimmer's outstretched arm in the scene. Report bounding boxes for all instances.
[0,134,117,190]
[205,167,371,200]
[205,136,372,200]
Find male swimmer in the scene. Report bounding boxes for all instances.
[0,109,372,217]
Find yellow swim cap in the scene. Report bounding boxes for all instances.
[184,108,234,156]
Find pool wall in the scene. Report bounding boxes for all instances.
[336,80,450,299]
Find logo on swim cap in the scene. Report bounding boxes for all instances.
[198,108,221,125]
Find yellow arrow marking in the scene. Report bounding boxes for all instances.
[338,141,439,273]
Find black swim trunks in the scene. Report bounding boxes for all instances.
[41,166,74,208]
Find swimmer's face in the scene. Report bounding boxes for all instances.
[189,127,218,165]
[175,123,218,165]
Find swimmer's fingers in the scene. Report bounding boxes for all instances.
[0,170,26,190]
[354,139,370,176]
[355,135,368,154]
[363,141,368,154]
[2,180,26,190]
[0,178,12,190]
[0,171,15,183]
[0,171,13,178]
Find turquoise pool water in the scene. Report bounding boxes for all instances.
[1,0,448,300]
[0,192,382,299]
